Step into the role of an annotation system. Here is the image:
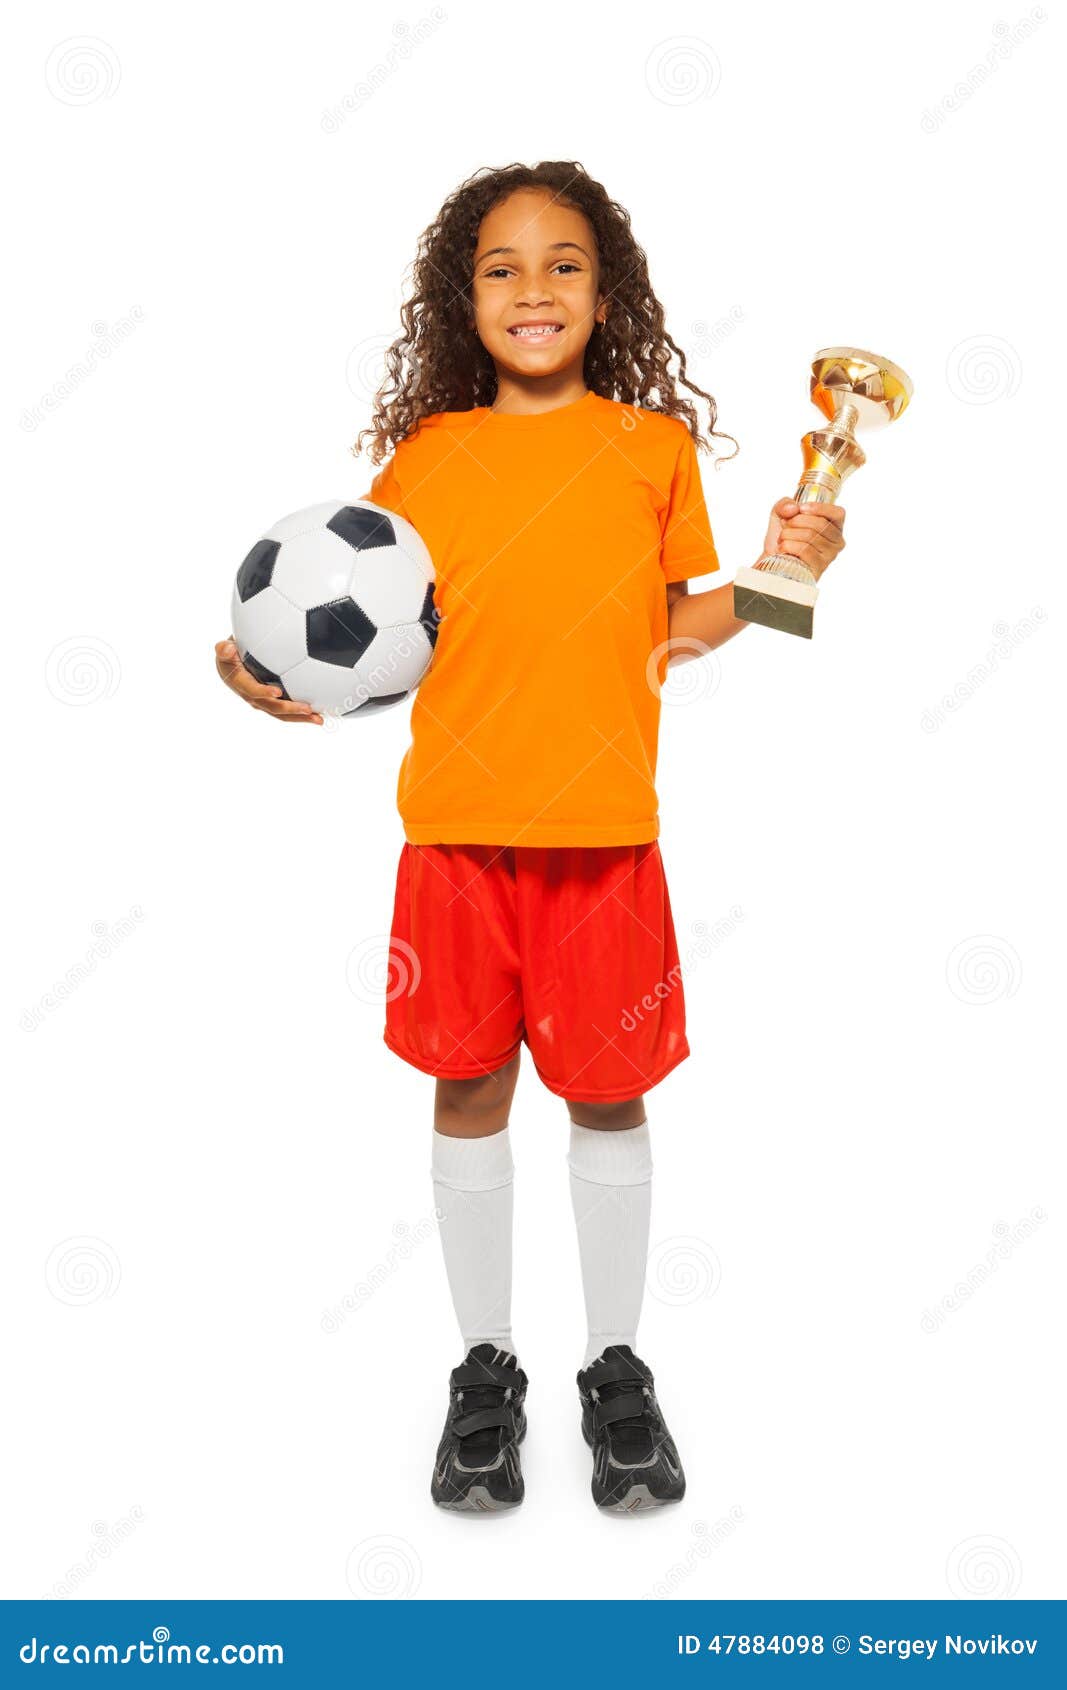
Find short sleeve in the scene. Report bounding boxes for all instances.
[660,431,720,582]
[358,453,407,519]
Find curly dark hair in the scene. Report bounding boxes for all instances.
[352,160,738,467]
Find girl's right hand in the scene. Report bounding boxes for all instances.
[214,639,323,724]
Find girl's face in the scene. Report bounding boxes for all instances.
[470,188,608,384]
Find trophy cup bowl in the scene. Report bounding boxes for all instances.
[732,347,913,638]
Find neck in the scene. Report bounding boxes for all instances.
[490,367,589,417]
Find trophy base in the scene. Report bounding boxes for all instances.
[733,566,818,640]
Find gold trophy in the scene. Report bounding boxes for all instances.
[732,347,913,638]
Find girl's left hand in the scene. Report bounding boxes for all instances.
[762,496,846,581]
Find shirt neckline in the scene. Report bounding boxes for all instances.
[480,389,599,425]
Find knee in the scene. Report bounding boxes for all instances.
[435,1053,520,1136]
[565,1095,646,1130]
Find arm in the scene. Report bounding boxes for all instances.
[665,578,745,660]
[666,497,847,665]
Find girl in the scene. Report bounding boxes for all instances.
[215,160,845,1513]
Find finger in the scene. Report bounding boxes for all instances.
[259,696,318,718]
[215,641,268,697]
[217,651,292,706]
[215,637,252,664]
[232,673,285,704]
[806,505,845,530]
[252,700,322,723]
[215,638,244,677]
[778,532,843,562]
[266,706,324,724]
[778,540,844,574]
[780,507,846,534]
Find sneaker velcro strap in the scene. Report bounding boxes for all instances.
[452,1362,521,1392]
[584,1356,646,1392]
[452,1405,514,1439]
[593,1390,647,1430]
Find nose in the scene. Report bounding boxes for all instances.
[514,276,554,309]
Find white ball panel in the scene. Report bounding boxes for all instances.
[282,656,372,716]
[349,547,429,628]
[231,585,307,675]
[389,511,435,583]
[272,528,363,609]
[262,500,347,545]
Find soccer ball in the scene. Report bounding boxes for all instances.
[230,499,438,718]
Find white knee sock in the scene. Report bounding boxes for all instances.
[431,1127,516,1361]
[568,1120,653,1368]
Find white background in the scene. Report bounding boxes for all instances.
[4,0,1063,1603]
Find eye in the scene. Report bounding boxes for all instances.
[479,262,583,280]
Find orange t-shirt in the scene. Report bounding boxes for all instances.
[360,389,719,846]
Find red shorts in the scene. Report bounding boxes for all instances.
[383,841,690,1102]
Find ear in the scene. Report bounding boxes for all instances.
[595,295,610,331]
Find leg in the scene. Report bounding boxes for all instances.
[566,1095,647,1131]
[565,1093,686,1512]
[563,1093,652,1367]
[430,1055,528,1512]
[435,1051,520,1138]
[432,1053,521,1356]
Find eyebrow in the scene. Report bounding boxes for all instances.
[476,241,592,261]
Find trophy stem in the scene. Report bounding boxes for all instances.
[832,401,860,435]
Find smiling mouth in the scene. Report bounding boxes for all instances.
[507,324,564,339]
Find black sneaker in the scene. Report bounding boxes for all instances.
[577,1345,686,1512]
[431,1344,528,1512]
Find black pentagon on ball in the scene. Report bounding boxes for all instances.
[242,650,289,698]
[306,597,378,667]
[419,583,441,648]
[235,539,280,602]
[327,505,396,552]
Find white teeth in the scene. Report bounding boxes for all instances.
[510,325,561,337]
